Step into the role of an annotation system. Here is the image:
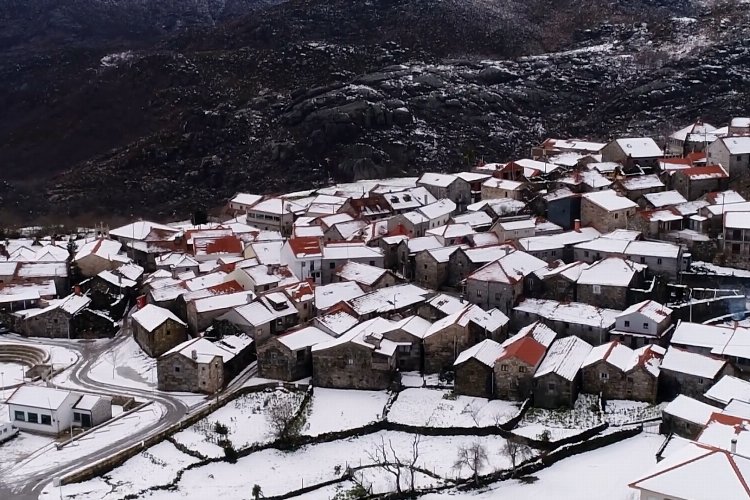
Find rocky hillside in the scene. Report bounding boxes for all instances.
[0,0,748,222]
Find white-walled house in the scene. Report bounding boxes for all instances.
[707,136,750,177]
[280,237,323,284]
[7,386,81,435]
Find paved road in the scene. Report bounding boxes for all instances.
[0,331,257,500]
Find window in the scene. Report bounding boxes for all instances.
[588,326,592,331]
[369,261,375,266]
[26,412,39,424]
[525,312,529,317]
[518,366,526,373]
[627,377,634,383]
[301,261,306,267]
[564,322,570,329]
[657,258,662,265]
[643,323,649,329]
[74,412,81,422]
[398,345,411,353]
[640,256,646,264]
[296,350,305,362]
[270,352,277,361]
[732,244,741,255]
[347,357,354,366]
[166,330,171,336]
[494,293,501,300]
[600,372,609,380]
[41,414,51,425]
[698,377,704,385]
[201,366,206,371]
[624,320,630,327]
[424,264,428,269]
[614,213,619,219]
[329,262,336,269]
[174,366,181,373]
[501,364,508,372]
[14,411,24,421]
[584,251,590,258]
[592,284,601,295]
[477,290,482,298]
[547,383,556,391]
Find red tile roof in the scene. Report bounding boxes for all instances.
[497,336,546,367]
[288,237,323,257]
[679,164,729,180]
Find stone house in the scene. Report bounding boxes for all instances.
[574,257,646,310]
[378,235,408,270]
[257,326,333,381]
[414,245,464,290]
[334,261,401,292]
[617,174,665,202]
[580,190,638,233]
[581,341,663,403]
[311,318,400,390]
[132,303,189,358]
[422,304,509,373]
[490,218,536,242]
[609,300,673,348]
[537,261,588,302]
[417,173,471,210]
[380,315,433,371]
[464,250,547,315]
[573,237,685,280]
[215,301,276,343]
[532,336,593,409]
[722,211,750,270]
[707,136,750,177]
[600,137,663,168]
[157,338,231,394]
[544,189,581,231]
[513,298,619,347]
[320,243,384,285]
[186,291,255,334]
[323,220,368,243]
[20,294,92,339]
[659,346,734,400]
[425,223,476,247]
[245,198,295,235]
[448,245,515,287]
[481,178,526,201]
[73,238,130,277]
[387,212,429,238]
[672,165,729,201]
[453,339,505,398]
[395,236,442,280]
[516,226,600,263]
[494,332,551,401]
[280,280,316,323]
[661,395,717,439]
[227,192,263,215]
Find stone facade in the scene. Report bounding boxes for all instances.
[465,278,522,316]
[312,342,396,390]
[541,274,577,302]
[133,317,188,358]
[533,372,581,409]
[659,364,735,401]
[22,309,73,338]
[581,361,658,403]
[414,251,451,290]
[423,324,489,373]
[576,283,631,310]
[494,357,536,401]
[381,329,423,371]
[157,352,224,394]
[580,198,635,233]
[454,358,494,398]
[257,337,313,381]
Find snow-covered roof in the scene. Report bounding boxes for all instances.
[417,199,457,220]
[348,284,431,316]
[534,336,593,381]
[454,339,504,367]
[384,315,433,339]
[705,375,750,406]
[97,270,137,289]
[725,211,750,230]
[482,178,525,190]
[230,193,263,207]
[663,395,717,426]
[251,198,291,215]
[336,261,388,286]
[514,298,620,328]
[24,293,91,319]
[576,257,645,286]
[619,174,665,191]
[322,243,383,260]
[731,117,750,128]
[614,137,663,158]
[503,321,557,348]
[315,309,360,336]
[586,161,621,173]
[618,300,672,322]
[630,441,750,500]
[543,138,606,153]
[117,263,145,281]
[74,394,106,411]
[163,336,251,363]
[582,341,637,372]
[315,281,366,310]
[132,304,187,332]
[670,121,717,142]
[559,170,612,189]
[110,221,179,241]
[405,236,443,254]
[660,346,726,379]
[418,172,458,188]
[276,326,333,351]
[512,158,561,176]
[7,385,75,410]
[495,218,536,231]
[454,171,491,183]
[518,227,601,252]
[74,238,126,262]
[467,250,547,284]
[311,317,399,357]
[721,136,750,155]
[671,322,734,351]
[423,245,465,264]
[450,211,493,228]
[424,303,508,338]
[582,189,638,211]
[643,190,688,208]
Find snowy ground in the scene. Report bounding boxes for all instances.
[38,441,200,500]
[0,361,28,385]
[420,433,663,500]
[388,388,520,427]
[303,388,389,436]
[87,336,156,390]
[173,388,305,458]
[401,372,452,388]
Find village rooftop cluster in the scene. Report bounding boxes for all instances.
[2,117,750,499]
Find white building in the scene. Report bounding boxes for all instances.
[7,386,81,435]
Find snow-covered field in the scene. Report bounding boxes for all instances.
[139,431,518,499]
[388,388,520,427]
[40,441,200,500]
[420,433,663,500]
[303,388,389,436]
[173,388,305,458]
[87,336,156,390]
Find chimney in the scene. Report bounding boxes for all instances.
[73,285,82,296]
[171,265,178,279]
[191,349,197,361]
[574,219,581,232]
[732,438,738,454]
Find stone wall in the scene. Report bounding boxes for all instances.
[494,358,535,401]
[312,342,394,390]
[157,353,224,394]
[133,318,188,358]
[577,283,629,310]
[454,358,493,398]
[533,372,579,409]
[257,340,311,382]
[581,362,657,403]
[423,324,473,373]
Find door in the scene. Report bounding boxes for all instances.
[81,413,92,427]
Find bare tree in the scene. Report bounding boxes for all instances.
[266,395,300,441]
[502,440,532,476]
[366,434,421,493]
[453,442,488,485]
